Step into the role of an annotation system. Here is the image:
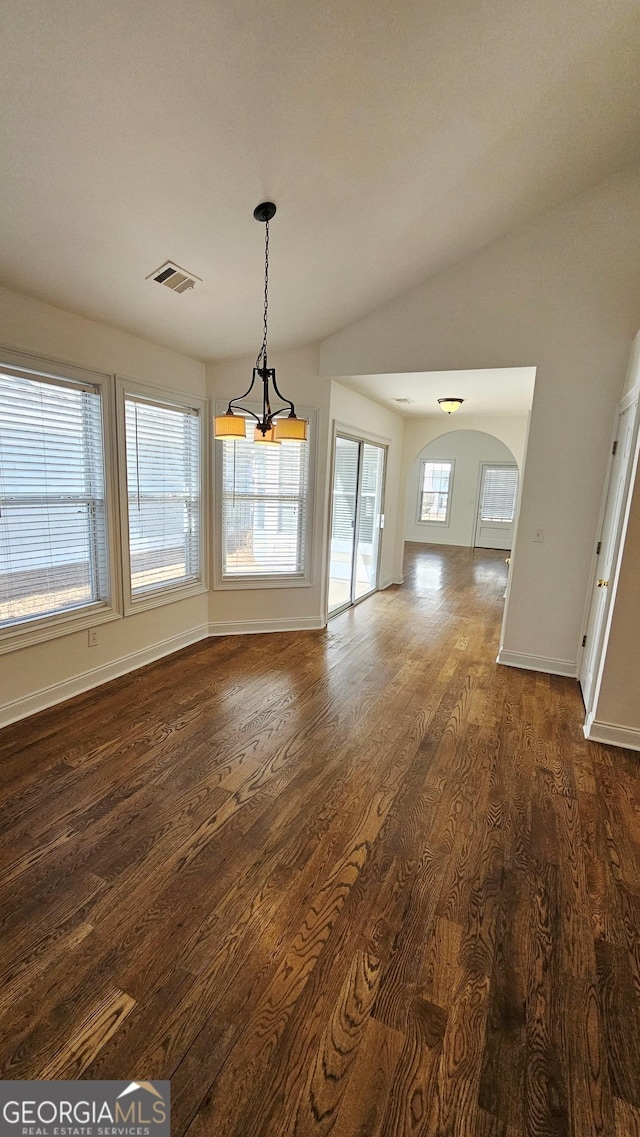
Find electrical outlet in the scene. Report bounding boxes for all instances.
[88,628,99,647]
[533,528,544,543]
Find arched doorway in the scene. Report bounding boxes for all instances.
[405,429,519,551]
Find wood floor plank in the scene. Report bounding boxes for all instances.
[286,949,383,1137]
[594,939,640,1108]
[330,1016,404,1137]
[614,1097,640,1136]
[477,868,527,1133]
[564,978,613,1137]
[37,989,137,1080]
[1,544,640,1137]
[379,995,447,1137]
[524,862,570,1136]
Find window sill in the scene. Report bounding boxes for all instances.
[214,574,312,591]
[123,579,208,616]
[0,602,121,656]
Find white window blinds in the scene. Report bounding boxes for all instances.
[480,465,518,522]
[0,370,108,627]
[124,396,201,596]
[222,418,309,577]
[420,461,452,522]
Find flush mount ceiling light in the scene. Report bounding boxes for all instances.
[214,203,308,445]
[437,397,464,414]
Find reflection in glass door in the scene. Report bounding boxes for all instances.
[328,437,359,613]
[354,444,385,600]
[328,435,386,615]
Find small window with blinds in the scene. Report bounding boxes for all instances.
[479,464,519,522]
[0,368,109,633]
[220,416,310,580]
[419,460,453,523]
[123,392,203,601]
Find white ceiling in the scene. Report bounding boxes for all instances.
[1,0,639,361]
[338,367,536,417]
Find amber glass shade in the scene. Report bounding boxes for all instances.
[215,413,246,440]
[274,416,308,441]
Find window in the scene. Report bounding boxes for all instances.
[479,465,518,522]
[219,414,311,583]
[419,460,453,523]
[121,386,205,607]
[0,362,114,646]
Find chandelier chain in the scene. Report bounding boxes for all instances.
[256,218,270,368]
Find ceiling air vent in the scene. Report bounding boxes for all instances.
[393,397,415,404]
[147,261,202,294]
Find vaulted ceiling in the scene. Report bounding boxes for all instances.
[1,0,639,361]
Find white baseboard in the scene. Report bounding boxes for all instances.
[0,624,210,729]
[208,616,326,637]
[496,648,577,678]
[380,576,404,590]
[0,616,329,728]
[583,715,640,752]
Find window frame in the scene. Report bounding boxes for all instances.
[116,377,209,615]
[476,461,519,523]
[212,401,316,590]
[0,348,122,654]
[416,458,455,526]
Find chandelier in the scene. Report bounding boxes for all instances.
[214,203,308,445]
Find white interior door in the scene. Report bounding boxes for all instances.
[474,463,518,550]
[580,400,638,710]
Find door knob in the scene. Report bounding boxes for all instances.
[597,579,609,587]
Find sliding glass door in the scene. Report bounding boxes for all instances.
[328,434,386,616]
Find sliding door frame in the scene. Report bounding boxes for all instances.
[326,421,388,621]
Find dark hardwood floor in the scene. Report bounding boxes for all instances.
[1,543,640,1135]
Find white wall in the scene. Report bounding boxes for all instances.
[329,382,405,589]
[320,164,640,675]
[0,286,206,395]
[0,287,209,725]
[405,428,519,547]
[207,345,331,630]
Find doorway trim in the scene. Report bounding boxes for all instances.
[579,383,640,737]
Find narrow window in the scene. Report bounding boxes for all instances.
[419,460,453,523]
[221,418,309,579]
[124,396,201,598]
